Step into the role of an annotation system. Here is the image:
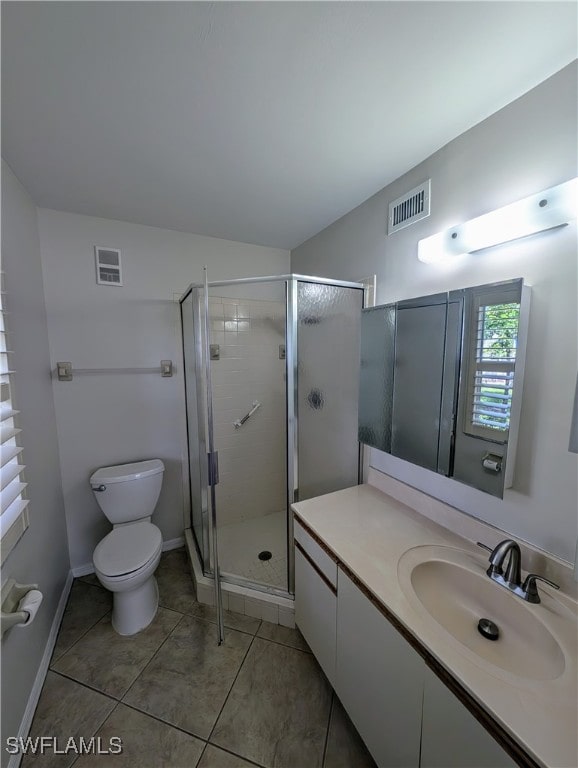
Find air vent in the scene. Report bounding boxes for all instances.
[95,247,122,286]
[388,180,431,234]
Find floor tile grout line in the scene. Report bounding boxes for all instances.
[56,690,121,768]
[194,741,210,768]
[50,584,113,666]
[254,633,312,655]
[321,691,335,768]
[51,609,186,705]
[119,611,188,703]
[206,630,258,745]
[203,742,270,768]
[117,698,211,743]
[51,669,123,704]
[162,601,264,639]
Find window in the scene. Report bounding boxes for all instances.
[0,281,28,559]
[464,292,521,442]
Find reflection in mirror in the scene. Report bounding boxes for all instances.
[358,304,395,452]
[453,280,530,496]
[358,278,530,498]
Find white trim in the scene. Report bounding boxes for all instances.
[184,529,295,621]
[162,536,185,552]
[71,562,95,578]
[8,570,74,768]
[71,536,185,577]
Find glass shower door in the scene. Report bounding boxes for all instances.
[207,280,288,594]
[295,280,363,500]
[180,287,210,571]
[181,279,225,642]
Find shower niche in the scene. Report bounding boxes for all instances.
[180,275,364,611]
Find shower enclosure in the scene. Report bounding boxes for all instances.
[180,275,363,634]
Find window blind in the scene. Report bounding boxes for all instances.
[466,300,520,440]
[0,283,29,546]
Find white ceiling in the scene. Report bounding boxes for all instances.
[2,2,576,250]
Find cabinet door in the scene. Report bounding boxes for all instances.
[391,298,448,472]
[294,547,337,686]
[335,569,423,767]
[421,666,516,768]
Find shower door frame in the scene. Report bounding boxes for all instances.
[180,274,365,599]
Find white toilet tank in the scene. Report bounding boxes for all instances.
[90,459,164,525]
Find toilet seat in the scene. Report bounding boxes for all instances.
[94,522,162,578]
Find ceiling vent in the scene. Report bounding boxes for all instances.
[95,247,123,286]
[388,180,431,235]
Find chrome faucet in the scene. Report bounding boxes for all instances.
[487,539,521,586]
[477,539,559,604]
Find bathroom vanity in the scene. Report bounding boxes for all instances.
[292,482,578,768]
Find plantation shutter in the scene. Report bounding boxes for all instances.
[465,295,520,441]
[0,279,29,555]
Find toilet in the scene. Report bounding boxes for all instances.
[90,459,164,636]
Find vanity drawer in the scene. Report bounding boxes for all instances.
[294,517,337,588]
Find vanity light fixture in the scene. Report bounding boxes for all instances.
[417,177,577,264]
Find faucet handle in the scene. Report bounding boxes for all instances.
[521,574,560,604]
[476,542,493,553]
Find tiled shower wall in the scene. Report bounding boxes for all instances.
[209,296,286,528]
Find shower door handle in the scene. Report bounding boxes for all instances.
[207,451,219,487]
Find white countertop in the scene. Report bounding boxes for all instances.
[292,483,578,768]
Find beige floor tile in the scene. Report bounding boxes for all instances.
[73,703,205,767]
[197,744,260,768]
[52,608,182,699]
[157,549,199,614]
[211,637,332,768]
[21,672,115,768]
[157,548,261,635]
[51,581,112,664]
[188,602,262,635]
[123,615,252,740]
[256,621,310,652]
[324,696,377,768]
[77,574,101,588]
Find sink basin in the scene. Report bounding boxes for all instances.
[398,545,566,681]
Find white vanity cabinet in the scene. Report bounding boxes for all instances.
[294,521,338,686]
[335,568,424,768]
[420,666,516,768]
[293,517,523,768]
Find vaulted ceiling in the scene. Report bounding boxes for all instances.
[2,2,576,249]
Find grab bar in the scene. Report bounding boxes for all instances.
[233,401,261,429]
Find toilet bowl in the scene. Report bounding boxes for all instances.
[90,459,165,636]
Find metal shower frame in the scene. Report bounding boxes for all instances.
[179,274,365,634]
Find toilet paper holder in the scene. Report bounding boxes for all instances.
[1,578,42,638]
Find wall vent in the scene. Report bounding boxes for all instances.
[388,180,431,234]
[95,247,123,286]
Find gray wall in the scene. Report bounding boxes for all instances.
[292,62,578,562]
[1,161,70,761]
[37,208,290,570]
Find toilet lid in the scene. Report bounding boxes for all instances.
[93,522,162,577]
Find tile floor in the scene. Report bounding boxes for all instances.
[24,549,376,768]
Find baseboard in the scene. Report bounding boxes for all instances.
[8,570,74,768]
[162,536,184,552]
[71,562,94,577]
[71,537,185,578]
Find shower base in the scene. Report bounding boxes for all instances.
[217,510,287,590]
[184,524,295,628]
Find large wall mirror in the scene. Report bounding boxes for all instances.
[359,278,530,498]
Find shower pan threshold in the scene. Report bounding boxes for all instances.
[184,529,295,628]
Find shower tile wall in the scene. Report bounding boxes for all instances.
[209,296,286,529]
